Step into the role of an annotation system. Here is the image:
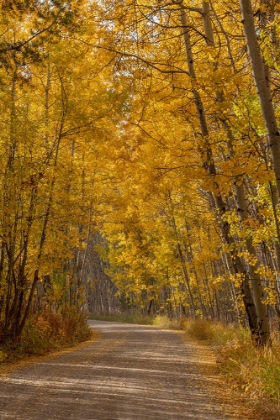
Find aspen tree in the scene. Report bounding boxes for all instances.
[178,1,264,341]
[239,0,280,197]
[208,0,271,344]
[0,1,129,343]
[167,192,196,315]
[90,0,255,324]
[200,2,270,343]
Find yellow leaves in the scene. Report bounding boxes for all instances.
[1,0,280,327]
[263,286,279,306]
[34,316,52,336]
[211,275,226,286]
[238,251,258,267]
[230,272,245,287]
[222,210,239,226]
[242,217,261,232]
[255,264,274,281]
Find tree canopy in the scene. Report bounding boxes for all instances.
[1,0,280,347]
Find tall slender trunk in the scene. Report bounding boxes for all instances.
[179,2,268,344]
[203,0,270,344]
[234,180,270,344]
[176,243,196,316]
[239,0,280,197]
[168,196,196,315]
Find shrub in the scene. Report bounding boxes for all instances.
[1,306,92,362]
[184,318,280,413]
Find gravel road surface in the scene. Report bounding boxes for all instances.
[0,321,250,419]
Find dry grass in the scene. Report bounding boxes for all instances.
[0,307,92,363]
[183,318,280,416]
[152,315,184,330]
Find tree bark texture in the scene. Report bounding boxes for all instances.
[239,0,280,198]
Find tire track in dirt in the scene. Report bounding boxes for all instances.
[0,321,251,419]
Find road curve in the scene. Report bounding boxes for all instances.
[0,320,248,419]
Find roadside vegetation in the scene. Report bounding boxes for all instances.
[0,309,92,364]
[90,314,280,416]
[183,319,280,409]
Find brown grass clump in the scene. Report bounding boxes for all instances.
[0,307,92,363]
[152,315,182,329]
[184,318,280,416]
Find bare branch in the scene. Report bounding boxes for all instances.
[70,37,189,76]
[0,9,63,53]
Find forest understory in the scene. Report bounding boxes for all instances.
[1,0,280,413]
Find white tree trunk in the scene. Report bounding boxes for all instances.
[239,0,280,197]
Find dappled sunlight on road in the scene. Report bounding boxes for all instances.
[0,321,250,419]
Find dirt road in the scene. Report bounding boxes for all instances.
[0,321,250,419]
